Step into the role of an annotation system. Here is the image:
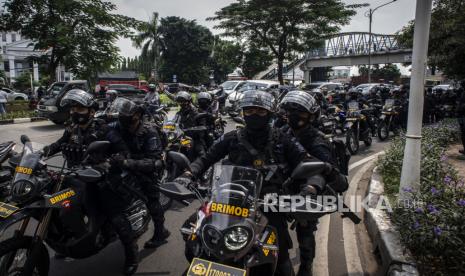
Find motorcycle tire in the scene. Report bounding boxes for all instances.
[377,120,389,141]
[346,129,359,155]
[364,136,372,147]
[0,236,49,276]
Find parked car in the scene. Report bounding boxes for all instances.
[354,83,382,96]
[219,80,247,95]
[107,84,145,96]
[0,88,28,101]
[36,80,91,124]
[303,82,344,96]
[432,84,454,94]
[164,83,198,93]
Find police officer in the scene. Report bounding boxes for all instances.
[181,90,335,276]
[279,91,348,276]
[173,91,207,160]
[144,83,161,114]
[196,92,218,147]
[43,89,106,167]
[106,98,170,275]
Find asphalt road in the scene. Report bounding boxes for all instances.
[0,116,389,276]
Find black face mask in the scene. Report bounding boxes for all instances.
[71,112,91,125]
[198,101,209,110]
[288,113,307,130]
[244,114,270,131]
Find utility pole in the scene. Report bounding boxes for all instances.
[399,0,433,201]
[366,0,398,83]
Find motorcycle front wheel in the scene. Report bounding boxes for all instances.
[0,236,49,276]
[346,129,359,155]
[377,120,389,141]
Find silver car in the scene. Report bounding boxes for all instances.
[0,88,29,101]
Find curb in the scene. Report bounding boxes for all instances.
[365,166,419,276]
[0,117,48,125]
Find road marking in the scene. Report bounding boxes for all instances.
[343,161,374,275]
[313,214,330,276]
[348,151,385,172]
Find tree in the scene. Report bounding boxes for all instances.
[0,0,138,82]
[209,0,364,84]
[158,16,214,84]
[242,45,273,79]
[359,64,401,82]
[133,12,161,81]
[397,0,465,80]
[210,37,243,83]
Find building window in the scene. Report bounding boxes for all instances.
[11,34,16,42]
[4,61,10,71]
[1,33,6,42]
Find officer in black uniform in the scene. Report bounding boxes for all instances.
[173,91,207,160]
[196,91,217,147]
[106,98,170,270]
[279,91,348,276]
[181,90,341,276]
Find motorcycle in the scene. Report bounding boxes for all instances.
[377,99,401,141]
[0,141,16,200]
[145,104,169,127]
[0,136,150,276]
[344,101,372,155]
[160,154,359,276]
[326,105,346,135]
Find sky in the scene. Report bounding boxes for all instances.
[112,0,417,58]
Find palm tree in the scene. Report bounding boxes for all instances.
[133,12,162,81]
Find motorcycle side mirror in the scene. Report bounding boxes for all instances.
[291,161,330,180]
[167,151,191,172]
[159,182,196,201]
[87,141,111,155]
[232,117,245,124]
[76,168,102,182]
[20,135,31,145]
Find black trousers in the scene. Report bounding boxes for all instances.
[296,220,319,266]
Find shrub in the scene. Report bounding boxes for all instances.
[378,119,464,275]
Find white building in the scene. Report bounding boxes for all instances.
[0,31,42,83]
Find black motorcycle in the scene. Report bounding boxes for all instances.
[0,141,16,199]
[0,136,150,276]
[160,153,356,276]
[377,99,401,141]
[344,101,372,154]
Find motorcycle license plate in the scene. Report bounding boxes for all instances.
[187,258,246,276]
[181,139,191,146]
[163,125,176,130]
[0,202,18,218]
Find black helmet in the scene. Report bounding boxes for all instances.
[197,92,212,102]
[238,90,274,112]
[109,98,143,117]
[280,90,320,114]
[60,89,96,108]
[175,91,192,102]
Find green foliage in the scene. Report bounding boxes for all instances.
[378,120,463,274]
[210,37,243,83]
[12,72,33,91]
[397,0,465,80]
[209,0,364,84]
[0,0,139,82]
[132,12,161,80]
[0,110,36,120]
[242,45,274,79]
[359,64,402,82]
[158,17,214,84]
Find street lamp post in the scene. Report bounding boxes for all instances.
[366,0,398,83]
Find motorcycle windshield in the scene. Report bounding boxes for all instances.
[385,99,395,108]
[207,165,262,229]
[13,142,43,182]
[348,101,359,111]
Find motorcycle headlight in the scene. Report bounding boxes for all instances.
[224,227,250,251]
[167,132,176,142]
[11,180,34,200]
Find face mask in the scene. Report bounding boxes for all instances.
[244,114,270,131]
[71,112,91,125]
[198,101,209,110]
[288,113,307,129]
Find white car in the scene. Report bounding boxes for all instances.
[354,83,382,96]
[225,80,280,115]
[432,84,454,94]
[220,80,247,95]
[304,82,344,95]
[0,88,29,101]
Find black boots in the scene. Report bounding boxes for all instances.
[123,242,139,275]
[297,261,313,276]
[144,227,171,249]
